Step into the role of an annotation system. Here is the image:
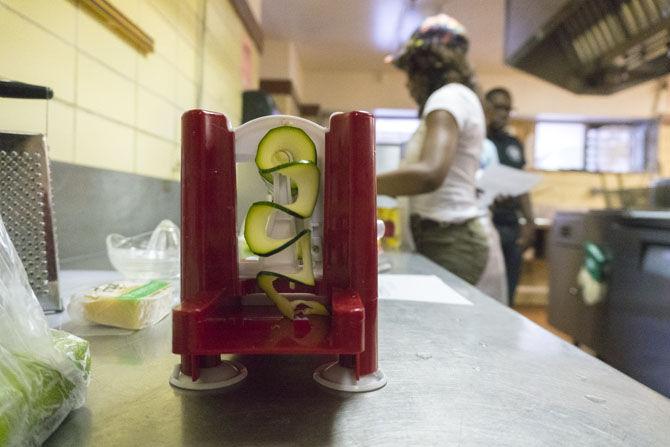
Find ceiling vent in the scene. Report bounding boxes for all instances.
[506,0,670,94]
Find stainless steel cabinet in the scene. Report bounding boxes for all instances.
[548,212,602,350]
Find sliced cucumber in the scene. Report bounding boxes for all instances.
[258,231,315,285]
[244,202,308,256]
[260,161,319,218]
[257,273,296,319]
[256,232,325,319]
[249,125,323,319]
[256,126,316,183]
[258,276,327,320]
[257,274,328,320]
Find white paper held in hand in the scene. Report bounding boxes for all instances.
[378,274,472,305]
[476,164,542,207]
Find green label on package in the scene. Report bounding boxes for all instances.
[118,280,169,300]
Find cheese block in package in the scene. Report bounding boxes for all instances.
[69,280,173,330]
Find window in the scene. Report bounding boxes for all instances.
[532,119,658,173]
[374,109,420,175]
[584,124,650,173]
[375,113,420,146]
[533,122,585,171]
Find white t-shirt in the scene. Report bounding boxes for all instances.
[404,83,486,223]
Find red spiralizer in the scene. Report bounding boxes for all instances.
[169,110,386,392]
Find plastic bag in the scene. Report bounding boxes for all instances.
[0,212,90,447]
[67,280,173,330]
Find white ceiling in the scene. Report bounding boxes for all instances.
[260,0,506,72]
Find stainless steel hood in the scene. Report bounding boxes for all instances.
[505,0,670,94]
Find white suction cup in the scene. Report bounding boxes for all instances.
[169,360,247,391]
[313,361,387,392]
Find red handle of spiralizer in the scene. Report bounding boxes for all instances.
[324,111,378,376]
[176,110,239,378]
[180,110,239,304]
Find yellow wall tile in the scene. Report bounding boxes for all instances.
[200,90,239,125]
[0,98,74,162]
[171,145,181,181]
[199,91,219,112]
[183,0,204,19]
[137,53,175,101]
[227,101,242,126]
[203,57,241,102]
[75,109,134,172]
[175,73,197,111]
[0,7,76,102]
[77,53,135,125]
[177,39,199,81]
[47,100,75,163]
[110,0,139,18]
[0,97,46,134]
[219,1,245,41]
[151,0,200,47]
[0,0,77,43]
[137,87,177,141]
[205,16,240,68]
[174,108,187,132]
[173,107,184,140]
[149,0,180,27]
[135,1,178,64]
[202,60,221,99]
[208,88,241,125]
[135,132,178,179]
[176,4,201,48]
[77,6,137,72]
[204,5,228,44]
[0,0,257,175]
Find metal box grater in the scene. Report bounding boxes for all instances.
[0,132,61,312]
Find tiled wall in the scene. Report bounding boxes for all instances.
[0,0,259,180]
[530,172,656,217]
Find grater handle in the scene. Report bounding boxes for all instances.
[0,80,53,100]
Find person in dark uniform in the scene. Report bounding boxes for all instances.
[485,87,535,306]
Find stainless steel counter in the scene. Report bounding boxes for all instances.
[45,253,670,446]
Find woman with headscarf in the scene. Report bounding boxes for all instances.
[378,14,506,298]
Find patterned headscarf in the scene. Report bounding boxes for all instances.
[386,13,469,69]
[386,13,476,96]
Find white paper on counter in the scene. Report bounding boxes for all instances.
[378,274,472,305]
[476,164,542,207]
